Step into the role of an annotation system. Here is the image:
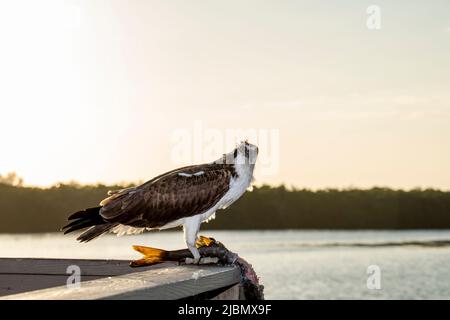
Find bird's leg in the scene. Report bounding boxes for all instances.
[185,245,201,264]
[183,218,201,264]
[182,218,219,265]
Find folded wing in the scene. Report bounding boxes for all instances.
[99,164,237,228]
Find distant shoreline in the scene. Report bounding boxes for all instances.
[1,183,450,233]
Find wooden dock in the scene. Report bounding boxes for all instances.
[0,258,243,300]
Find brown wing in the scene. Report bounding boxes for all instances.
[98,164,237,228]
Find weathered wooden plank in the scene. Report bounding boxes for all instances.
[0,274,103,297]
[0,258,171,297]
[0,258,156,276]
[2,264,241,300]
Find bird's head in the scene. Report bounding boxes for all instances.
[232,140,259,165]
[213,140,259,166]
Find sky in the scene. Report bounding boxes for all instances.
[0,0,449,189]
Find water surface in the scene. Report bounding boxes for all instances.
[1,230,450,299]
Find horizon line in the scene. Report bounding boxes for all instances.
[2,180,449,193]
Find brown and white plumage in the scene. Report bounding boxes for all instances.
[62,141,259,261]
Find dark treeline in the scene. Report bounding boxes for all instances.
[1,183,450,233]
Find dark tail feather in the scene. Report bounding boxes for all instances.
[62,206,115,242]
[63,219,99,234]
[77,224,118,242]
[68,206,102,220]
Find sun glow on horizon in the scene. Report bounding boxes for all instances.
[1,0,450,189]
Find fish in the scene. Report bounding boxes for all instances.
[130,235,264,300]
[130,236,237,267]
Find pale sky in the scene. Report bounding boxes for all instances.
[0,0,449,189]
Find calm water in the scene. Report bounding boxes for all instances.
[1,230,450,299]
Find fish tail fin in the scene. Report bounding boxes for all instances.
[130,245,168,267]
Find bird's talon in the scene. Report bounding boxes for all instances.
[183,257,221,265]
[195,235,216,248]
[183,257,200,265]
[199,257,220,264]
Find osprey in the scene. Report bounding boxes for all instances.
[62,141,258,263]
